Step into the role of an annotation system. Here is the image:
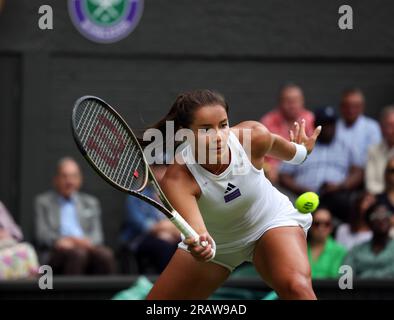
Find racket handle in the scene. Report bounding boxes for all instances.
[171,211,216,260]
[170,211,200,242]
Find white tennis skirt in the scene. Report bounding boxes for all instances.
[178,208,312,272]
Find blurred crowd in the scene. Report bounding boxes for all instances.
[0,157,179,279]
[1,84,394,282]
[255,84,394,280]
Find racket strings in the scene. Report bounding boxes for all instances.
[85,105,141,189]
[100,111,127,179]
[73,99,146,191]
[78,100,96,145]
[79,103,118,177]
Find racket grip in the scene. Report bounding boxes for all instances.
[171,211,216,260]
[170,211,200,242]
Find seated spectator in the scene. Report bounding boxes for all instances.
[335,192,373,250]
[336,88,381,165]
[376,156,394,210]
[34,157,116,275]
[366,106,394,194]
[344,201,394,278]
[307,207,347,279]
[279,106,364,221]
[374,156,394,237]
[0,201,39,279]
[260,83,315,183]
[120,164,180,274]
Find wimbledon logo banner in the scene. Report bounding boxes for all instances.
[68,0,144,44]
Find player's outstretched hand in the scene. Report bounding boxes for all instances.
[184,233,216,262]
[289,119,322,154]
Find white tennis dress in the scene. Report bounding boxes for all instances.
[178,130,312,271]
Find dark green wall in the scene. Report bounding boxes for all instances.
[1,0,393,248]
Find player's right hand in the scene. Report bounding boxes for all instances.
[184,233,216,262]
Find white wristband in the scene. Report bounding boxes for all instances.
[284,142,308,165]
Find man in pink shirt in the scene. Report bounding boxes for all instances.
[260,84,315,183]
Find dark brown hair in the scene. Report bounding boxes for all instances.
[140,89,229,147]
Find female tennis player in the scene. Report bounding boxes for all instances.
[146,89,321,300]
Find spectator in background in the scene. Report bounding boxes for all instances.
[260,83,315,183]
[335,192,373,250]
[120,165,180,274]
[374,156,394,237]
[344,201,394,278]
[279,106,364,221]
[375,156,394,211]
[336,88,381,165]
[366,106,394,194]
[307,207,347,279]
[0,201,39,279]
[34,157,116,275]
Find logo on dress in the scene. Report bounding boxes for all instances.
[68,0,144,44]
[224,182,241,203]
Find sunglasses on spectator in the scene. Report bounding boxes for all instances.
[312,220,332,228]
[386,168,394,174]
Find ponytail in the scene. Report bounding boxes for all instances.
[139,89,229,151]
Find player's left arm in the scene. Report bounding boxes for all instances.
[234,120,321,162]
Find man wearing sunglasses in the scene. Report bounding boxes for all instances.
[344,201,394,278]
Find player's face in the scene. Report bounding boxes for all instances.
[190,105,230,165]
[310,209,333,242]
[54,161,82,198]
[340,93,365,125]
[279,87,305,121]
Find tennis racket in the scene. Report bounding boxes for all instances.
[71,95,213,252]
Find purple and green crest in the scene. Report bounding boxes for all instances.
[68,0,144,43]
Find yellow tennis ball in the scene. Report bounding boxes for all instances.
[295,192,319,213]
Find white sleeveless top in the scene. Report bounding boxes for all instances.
[181,130,296,254]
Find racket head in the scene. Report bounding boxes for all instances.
[71,95,149,193]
